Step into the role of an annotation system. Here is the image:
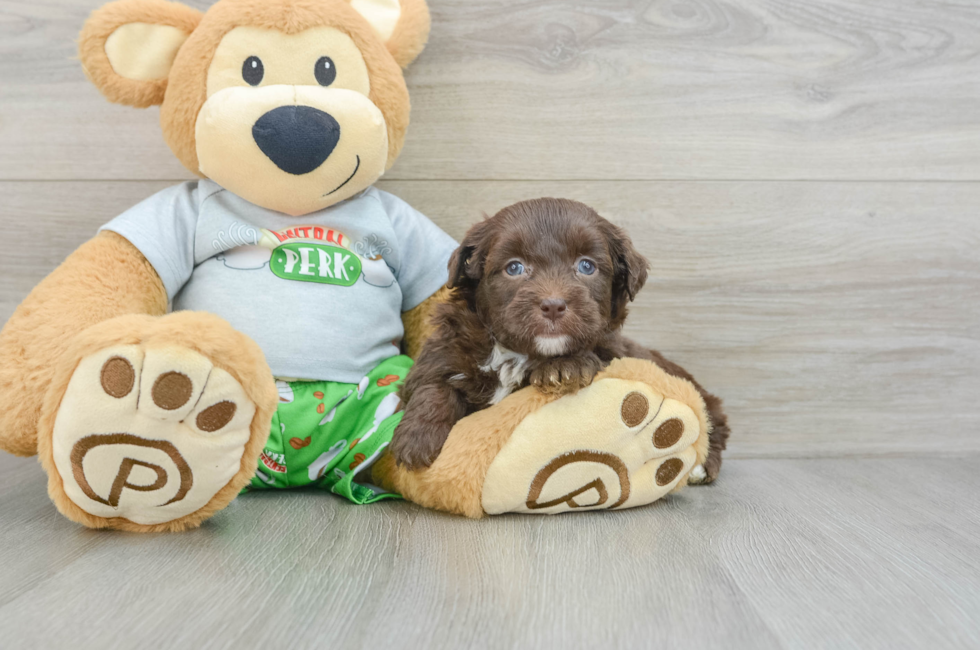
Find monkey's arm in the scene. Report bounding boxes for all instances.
[400,286,451,359]
[0,231,167,455]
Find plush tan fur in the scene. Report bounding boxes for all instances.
[9,0,427,530]
[0,232,168,457]
[374,357,710,517]
[81,0,419,176]
[385,0,430,68]
[5,0,434,530]
[157,0,412,176]
[79,0,204,108]
[36,311,278,532]
[400,285,450,359]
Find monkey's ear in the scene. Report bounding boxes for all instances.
[349,0,431,68]
[79,0,203,108]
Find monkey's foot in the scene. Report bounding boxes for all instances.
[374,358,710,518]
[38,313,276,532]
[482,367,706,514]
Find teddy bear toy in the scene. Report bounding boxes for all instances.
[0,0,710,532]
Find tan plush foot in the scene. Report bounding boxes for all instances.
[374,358,709,518]
[482,370,707,514]
[36,313,277,532]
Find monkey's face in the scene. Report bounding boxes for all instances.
[78,0,429,217]
[196,27,388,216]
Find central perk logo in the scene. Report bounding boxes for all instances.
[217,225,395,288]
[270,241,362,286]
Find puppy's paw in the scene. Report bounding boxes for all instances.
[390,419,452,470]
[529,353,603,396]
[687,464,708,484]
[687,456,720,485]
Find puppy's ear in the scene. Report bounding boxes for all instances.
[79,0,203,108]
[447,218,494,307]
[603,221,650,319]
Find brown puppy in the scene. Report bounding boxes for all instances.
[390,198,729,482]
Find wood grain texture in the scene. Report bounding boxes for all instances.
[2,0,980,180]
[1,452,978,649]
[2,179,977,458]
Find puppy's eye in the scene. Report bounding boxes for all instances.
[505,261,526,276]
[243,56,264,86]
[577,259,597,275]
[315,57,337,86]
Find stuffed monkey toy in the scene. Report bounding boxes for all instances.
[0,0,710,532]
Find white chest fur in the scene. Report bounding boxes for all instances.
[480,344,530,405]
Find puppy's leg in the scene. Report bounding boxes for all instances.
[617,338,729,484]
[389,384,468,470]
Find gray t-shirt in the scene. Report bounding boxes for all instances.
[102,180,457,383]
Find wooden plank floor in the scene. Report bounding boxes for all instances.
[2,452,979,649]
[1,0,979,647]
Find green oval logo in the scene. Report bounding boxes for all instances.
[270,242,362,286]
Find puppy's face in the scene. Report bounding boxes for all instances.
[450,199,649,358]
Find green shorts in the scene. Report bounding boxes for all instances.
[244,355,410,504]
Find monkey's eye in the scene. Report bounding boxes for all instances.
[505,261,526,276]
[577,259,597,275]
[315,57,337,86]
[242,56,264,86]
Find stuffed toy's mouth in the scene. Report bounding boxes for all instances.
[324,155,361,197]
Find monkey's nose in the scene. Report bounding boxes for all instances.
[252,106,340,175]
[540,299,567,322]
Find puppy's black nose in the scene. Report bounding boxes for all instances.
[540,299,567,322]
[252,106,340,175]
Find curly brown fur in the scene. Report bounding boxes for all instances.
[390,198,730,475]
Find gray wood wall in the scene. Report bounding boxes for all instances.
[2,0,978,459]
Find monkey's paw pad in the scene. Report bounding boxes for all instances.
[51,345,256,525]
[482,378,702,515]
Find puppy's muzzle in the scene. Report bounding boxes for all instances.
[252,106,341,175]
